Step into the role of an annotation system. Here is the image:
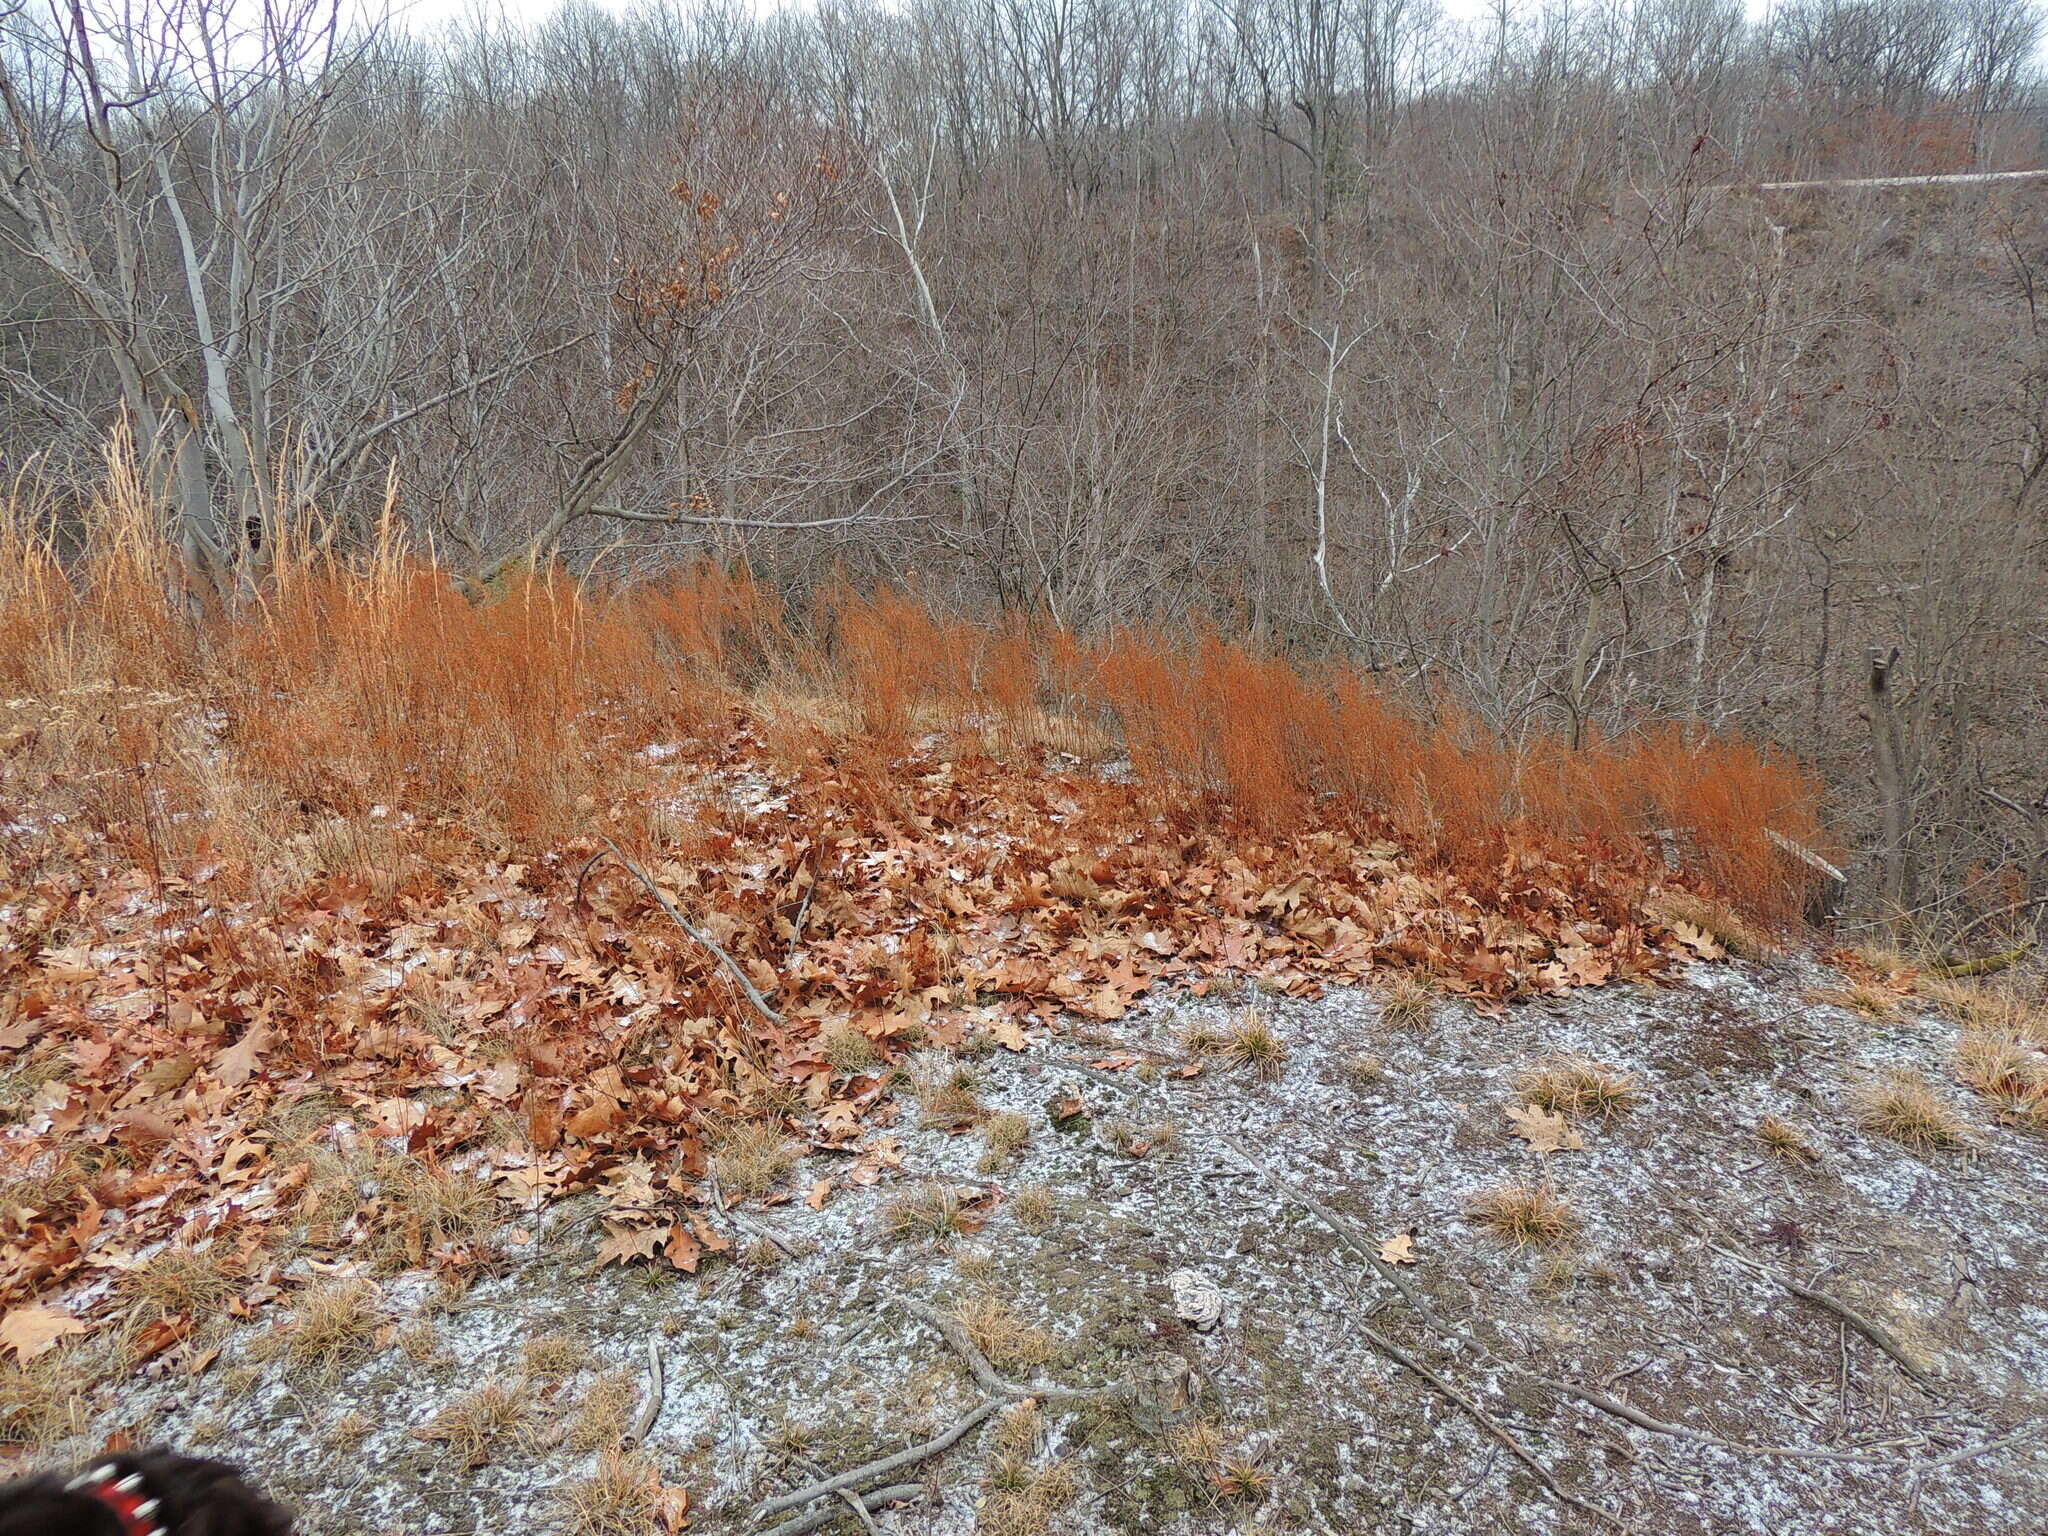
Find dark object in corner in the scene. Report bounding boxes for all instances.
[0,1449,293,1536]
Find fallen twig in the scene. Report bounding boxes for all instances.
[755,1484,924,1536]
[1357,1322,1623,1530]
[1222,1136,1445,1331]
[1717,1245,1935,1387]
[580,839,784,1026]
[1925,939,2035,978]
[624,1338,664,1447]
[896,1296,1130,1406]
[754,1293,1131,1530]
[754,1400,1002,1520]
[1552,1378,2041,1477]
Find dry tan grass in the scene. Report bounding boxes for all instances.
[1832,979,1900,1018]
[1647,890,1772,958]
[1343,1054,1386,1087]
[1851,940,1917,979]
[955,1296,1054,1373]
[1515,1055,1640,1120]
[1225,1009,1288,1080]
[978,1457,1078,1536]
[1378,972,1436,1030]
[363,1153,499,1272]
[915,1067,985,1131]
[993,1399,1043,1457]
[1757,1114,1820,1162]
[0,1353,92,1448]
[1924,979,2048,1040]
[1954,1032,2048,1124]
[978,1110,1032,1170]
[284,1280,385,1373]
[1852,1070,1972,1151]
[1011,1185,1055,1232]
[1469,1183,1581,1248]
[121,1244,236,1319]
[1209,1453,1274,1501]
[420,1379,529,1466]
[1168,1419,1228,1469]
[324,1411,373,1448]
[395,1322,440,1364]
[711,1120,796,1199]
[883,1182,968,1244]
[568,1370,641,1453]
[557,1449,660,1536]
[817,1023,880,1072]
[1177,1018,1232,1058]
[522,1333,589,1380]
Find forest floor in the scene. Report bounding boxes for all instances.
[2,615,2044,1534]
[12,948,2048,1536]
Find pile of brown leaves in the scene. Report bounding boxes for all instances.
[1,710,1723,1355]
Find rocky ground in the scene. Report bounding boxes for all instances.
[13,953,2048,1536]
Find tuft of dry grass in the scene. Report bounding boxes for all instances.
[1224,1009,1288,1081]
[915,1066,986,1132]
[284,1279,385,1372]
[955,1296,1053,1373]
[1468,1183,1581,1248]
[1168,1419,1227,1469]
[993,1399,1043,1457]
[1920,979,2046,1038]
[978,1457,1077,1536]
[1377,972,1436,1030]
[568,1370,641,1453]
[1833,979,1899,1018]
[1757,1115,1819,1162]
[324,1411,373,1447]
[711,1120,796,1199]
[1852,1070,1971,1151]
[396,1322,440,1364]
[1954,1033,2048,1124]
[1168,1422,1271,1501]
[1011,1185,1055,1232]
[1177,1018,1232,1058]
[1851,940,1917,979]
[818,1023,881,1073]
[420,1379,529,1466]
[121,1244,236,1319]
[883,1182,968,1244]
[1343,1054,1386,1087]
[557,1449,660,1536]
[1515,1054,1640,1120]
[0,1354,92,1449]
[978,1110,1032,1171]
[364,1153,499,1272]
[521,1333,589,1380]
[1647,890,1772,959]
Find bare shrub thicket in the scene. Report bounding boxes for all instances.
[3,0,2045,936]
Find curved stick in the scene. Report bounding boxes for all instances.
[579,838,785,1026]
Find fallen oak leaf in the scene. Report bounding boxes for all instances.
[0,1303,87,1362]
[1667,921,1726,962]
[1505,1102,1585,1155]
[663,1221,701,1273]
[212,1022,273,1088]
[1378,1232,1418,1265]
[805,1178,832,1210]
[598,1224,664,1268]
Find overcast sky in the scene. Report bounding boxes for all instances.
[379,0,1786,46]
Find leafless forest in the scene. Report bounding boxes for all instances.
[2,0,2046,942]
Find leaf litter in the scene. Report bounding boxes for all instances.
[3,725,2046,1531]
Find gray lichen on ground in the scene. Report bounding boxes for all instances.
[22,955,2048,1535]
